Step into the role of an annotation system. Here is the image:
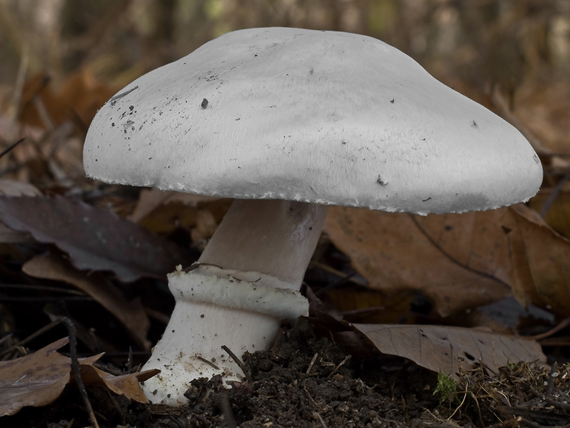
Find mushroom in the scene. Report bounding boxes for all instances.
[83,27,543,405]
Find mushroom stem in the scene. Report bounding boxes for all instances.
[141,199,328,405]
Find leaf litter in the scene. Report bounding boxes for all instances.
[0,195,192,282]
[22,253,151,350]
[0,337,158,417]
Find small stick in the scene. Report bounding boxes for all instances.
[62,318,99,428]
[315,412,328,428]
[327,355,351,379]
[540,173,570,217]
[526,315,570,341]
[304,386,318,408]
[546,361,558,398]
[304,387,327,428]
[0,138,25,159]
[0,319,61,358]
[221,345,252,383]
[0,333,13,347]
[126,346,133,373]
[306,353,318,374]
[197,356,220,370]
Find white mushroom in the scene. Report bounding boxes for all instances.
[83,27,543,406]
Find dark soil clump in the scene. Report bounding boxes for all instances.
[145,320,441,428]
[6,320,565,427]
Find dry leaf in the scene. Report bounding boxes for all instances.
[0,180,40,244]
[505,204,570,317]
[0,179,41,197]
[0,338,71,416]
[324,206,511,317]
[353,323,546,377]
[323,287,419,324]
[0,195,191,282]
[23,254,151,350]
[19,69,118,129]
[529,190,570,239]
[78,364,158,403]
[515,79,570,154]
[0,338,159,416]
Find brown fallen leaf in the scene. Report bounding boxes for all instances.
[0,338,159,417]
[0,195,191,282]
[0,338,71,417]
[324,206,512,317]
[0,179,41,197]
[78,363,157,403]
[514,78,570,155]
[353,323,546,378]
[23,254,151,350]
[529,190,570,239]
[19,68,118,130]
[0,179,40,244]
[505,204,570,317]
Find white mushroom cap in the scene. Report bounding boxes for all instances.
[84,27,542,215]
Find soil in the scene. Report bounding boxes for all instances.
[5,317,569,428]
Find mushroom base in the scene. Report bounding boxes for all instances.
[141,267,309,406]
[141,199,328,405]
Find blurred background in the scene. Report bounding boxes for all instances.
[0,0,569,331]
[0,0,569,178]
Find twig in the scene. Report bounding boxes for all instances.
[0,334,13,347]
[0,283,86,295]
[197,355,220,370]
[338,306,385,317]
[221,345,252,383]
[327,355,351,379]
[526,314,570,341]
[0,319,62,358]
[314,272,358,296]
[126,346,133,373]
[306,353,318,374]
[448,382,469,420]
[62,317,99,428]
[546,361,558,398]
[304,388,328,427]
[315,412,328,428]
[0,138,25,159]
[540,173,570,218]
[309,261,367,287]
[532,387,570,411]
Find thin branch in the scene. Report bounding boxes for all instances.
[221,345,252,383]
[0,138,25,159]
[62,318,99,428]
